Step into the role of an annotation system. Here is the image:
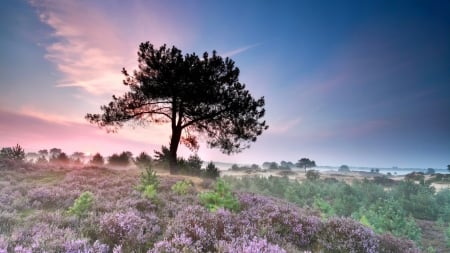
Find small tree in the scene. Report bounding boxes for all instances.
[0,144,25,161]
[339,165,350,172]
[135,152,152,168]
[50,152,70,164]
[90,153,105,166]
[448,165,450,172]
[204,162,220,179]
[86,43,268,174]
[108,151,131,166]
[296,158,316,172]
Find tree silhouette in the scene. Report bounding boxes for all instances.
[86,42,268,173]
[296,158,316,172]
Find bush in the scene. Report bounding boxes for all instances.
[90,153,104,166]
[199,179,240,212]
[171,180,193,195]
[204,162,220,179]
[143,184,158,200]
[99,209,160,250]
[135,152,152,168]
[354,197,421,242]
[377,233,420,253]
[0,144,25,161]
[339,165,350,172]
[316,217,378,253]
[306,170,320,181]
[136,165,159,192]
[68,191,94,217]
[108,151,131,166]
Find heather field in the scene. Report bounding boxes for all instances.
[1,159,450,252]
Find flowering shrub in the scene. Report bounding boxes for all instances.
[164,205,234,251]
[376,233,420,253]
[149,233,200,253]
[238,192,321,249]
[316,217,379,253]
[217,236,287,253]
[99,209,160,250]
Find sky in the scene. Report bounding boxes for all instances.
[0,0,449,168]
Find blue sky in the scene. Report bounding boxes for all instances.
[0,0,449,168]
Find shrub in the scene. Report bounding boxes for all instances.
[354,197,421,242]
[68,191,94,217]
[171,180,193,195]
[199,179,240,212]
[99,209,160,250]
[339,165,350,172]
[90,153,104,166]
[0,144,25,161]
[162,206,236,251]
[204,162,220,179]
[377,233,420,253]
[238,192,321,249]
[217,236,287,253]
[108,151,131,166]
[136,165,159,192]
[306,170,320,181]
[135,151,152,168]
[143,184,158,200]
[316,217,378,253]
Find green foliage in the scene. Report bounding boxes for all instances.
[135,151,152,168]
[86,43,268,174]
[204,162,220,179]
[392,180,438,220]
[171,180,193,195]
[136,165,159,192]
[339,165,350,172]
[143,184,157,200]
[446,225,450,247]
[198,179,239,212]
[306,170,320,181]
[0,144,25,161]
[354,198,421,242]
[296,157,316,171]
[314,197,335,219]
[436,189,450,221]
[68,191,94,217]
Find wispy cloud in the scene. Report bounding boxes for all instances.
[221,43,261,58]
[30,0,128,95]
[29,0,190,96]
[267,117,302,135]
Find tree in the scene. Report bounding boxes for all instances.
[0,144,25,161]
[90,153,104,166]
[448,165,450,172]
[108,152,131,167]
[339,165,350,172]
[135,152,152,168]
[296,158,316,172]
[86,43,268,174]
[49,148,62,159]
[50,152,70,164]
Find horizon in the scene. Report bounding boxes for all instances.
[1,0,449,169]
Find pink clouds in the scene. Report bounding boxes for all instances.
[29,0,192,96]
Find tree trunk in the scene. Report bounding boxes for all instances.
[169,126,182,174]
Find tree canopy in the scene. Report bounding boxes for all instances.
[86,42,268,173]
[296,158,316,172]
